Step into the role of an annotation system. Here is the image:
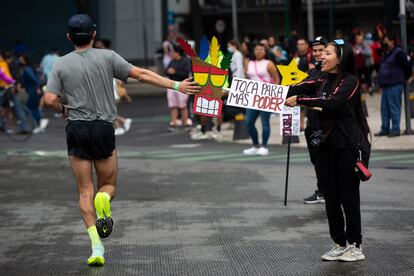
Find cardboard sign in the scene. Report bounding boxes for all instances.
[277,59,309,86]
[227,77,289,113]
[177,35,232,118]
[280,106,301,136]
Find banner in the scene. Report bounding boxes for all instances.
[227,77,289,113]
[280,106,301,136]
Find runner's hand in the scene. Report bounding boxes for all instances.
[178,77,200,95]
[61,104,68,119]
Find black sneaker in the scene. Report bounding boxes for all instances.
[374,131,389,137]
[387,132,400,137]
[304,190,325,204]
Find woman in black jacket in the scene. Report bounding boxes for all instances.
[286,41,370,262]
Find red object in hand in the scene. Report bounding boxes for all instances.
[355,161,372,182]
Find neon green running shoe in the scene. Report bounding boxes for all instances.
[87,244,105,266]
[94,192,113,238]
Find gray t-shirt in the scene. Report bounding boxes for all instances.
[47,48,133,124]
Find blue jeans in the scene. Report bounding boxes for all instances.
[0,88,27,131]
[380,84,403,134]
[245,108,271,147]
[26,87,41,125]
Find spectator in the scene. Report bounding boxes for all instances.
[353,32,373,94]
[165,44,192,132]
[227,40,245,80]
[19,55,48,133]
[40,47,60,80]
[295,37,313,131]
[286,41,371,262]
[242,43,280,156]
[302,36,328,204]
[370,33,383,93]
[162,25,177,69]
[375,33,412,137]
[0,52,28,133]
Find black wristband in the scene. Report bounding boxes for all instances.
[60,104,65,114]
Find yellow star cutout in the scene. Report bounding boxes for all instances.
[277,59,309,86]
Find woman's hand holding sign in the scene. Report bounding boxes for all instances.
[285,95,298,107]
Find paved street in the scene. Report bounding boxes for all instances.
[1,94,414,275]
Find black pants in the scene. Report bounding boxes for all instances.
[304,127,322,194]
[316,147,362,246]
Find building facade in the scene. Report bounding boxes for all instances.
[1,0,411,64]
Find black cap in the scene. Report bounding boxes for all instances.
[311,36,328,47]
[68,14,96,35]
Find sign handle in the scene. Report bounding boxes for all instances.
[284,135,291,206]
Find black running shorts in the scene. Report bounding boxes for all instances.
[65,120,115,160]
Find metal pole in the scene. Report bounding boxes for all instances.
[284,0,290,38]
[307,0,314,41]
[284,135,291,206]
[328,0,334,39]
[400,0,413,134]
[161,0,168,41]
[143,25,148,68]
[231,0,239,42]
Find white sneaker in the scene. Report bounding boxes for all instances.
[191,132,209,140]
[338,244,365,262]
[243,147,259,155]
[256,147,269,156]
[212,130,223,141]
[39,118,49,129]
[33,127,45,134]
[321,244,347,261]
[123,118,132,132]
[115,127,125,136]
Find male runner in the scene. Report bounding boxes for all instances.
[45,14,199,266]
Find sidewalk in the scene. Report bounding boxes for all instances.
[125,80,414,151]
[222,92,414,151]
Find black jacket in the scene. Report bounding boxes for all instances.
[165,57,191,81]
[288,73,366,149]
[303,63,325,129]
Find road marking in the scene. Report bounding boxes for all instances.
[391,159,414,164]
[131,115,170,123]
[170,144,201,148]
[226,153,310,162]
[371,153,414,161]
[1,150,413,166]
[176,152,249,162]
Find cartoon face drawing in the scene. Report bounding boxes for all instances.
[192,58,228,117]
[176,35,231,118]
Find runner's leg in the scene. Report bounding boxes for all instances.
[94,150,118,199]
[69,156,95,227]
[93,150,117,238]
[69,155,105,265]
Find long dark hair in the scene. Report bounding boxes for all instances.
[19,55,35,70]
[327,42,371,137]
[251,42,268,61]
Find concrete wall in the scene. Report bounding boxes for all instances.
[99,0,163,64]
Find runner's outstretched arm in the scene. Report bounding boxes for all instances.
[129,66,200,95]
